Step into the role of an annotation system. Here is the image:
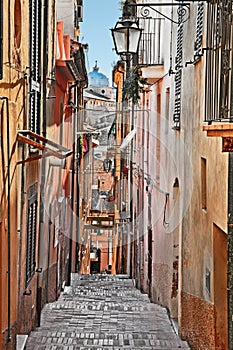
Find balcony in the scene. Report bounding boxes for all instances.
[138,17,164,66]
[138,17,164,83]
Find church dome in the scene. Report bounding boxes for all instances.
[88,61,109,87]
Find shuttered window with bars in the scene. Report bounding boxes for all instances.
[26,186,38,286]
[173,6,184,130]
[205,0,233,122]
[29,0,41,135]
[194,1,204,61]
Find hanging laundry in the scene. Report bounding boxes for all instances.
[83,134,89,153]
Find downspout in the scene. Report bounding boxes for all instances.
[68,82,78,285]
[0,97,11,342]
[228,152,233,350]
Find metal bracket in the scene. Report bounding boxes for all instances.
[128,1,210,24]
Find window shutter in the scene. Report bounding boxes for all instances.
[173,7,184,129]
[26,189,38,286]
[194,1,204,61]
[29,0,41,135]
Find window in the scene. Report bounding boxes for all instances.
[26,184,38,286]
[194,1,204,62]
[205,269,211,294]
[29,0,41,135]
[205,0,233,122]
[173,6,184,130]
[201,157,207,210]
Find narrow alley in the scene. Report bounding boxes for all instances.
[25,275,189,350]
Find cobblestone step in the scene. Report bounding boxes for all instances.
[25,274,190,349]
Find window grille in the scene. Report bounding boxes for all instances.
[29,0,41,135]
[194,1,204,61]
[173,6,184,129]
[205,0,233,122]
[0,1,3,80]
[26,185,38,286]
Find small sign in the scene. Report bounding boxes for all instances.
[222,137,233,152]
[31,79,40,92]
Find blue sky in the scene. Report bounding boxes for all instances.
[80,0,122,85]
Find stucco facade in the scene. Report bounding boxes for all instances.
[128,0,230,349]
[0,1,87,348]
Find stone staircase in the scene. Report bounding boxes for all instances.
[25,274,190,349]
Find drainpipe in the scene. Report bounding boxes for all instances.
[68,82,78,285]
[0,96,11,342]
[228,151,233,350]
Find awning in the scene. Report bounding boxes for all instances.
[17,130,72,164]
[120,128,136,150]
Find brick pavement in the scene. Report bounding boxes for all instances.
[25,274,190,349]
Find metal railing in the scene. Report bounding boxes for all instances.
[205,0,233,123]
[138,17,164,66]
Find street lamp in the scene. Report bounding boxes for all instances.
[111,18,142,56]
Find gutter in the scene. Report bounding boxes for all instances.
[0,96,11,342]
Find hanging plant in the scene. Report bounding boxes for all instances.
[123,68,148,104]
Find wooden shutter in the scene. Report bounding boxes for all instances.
[26,190,38,286]
[173,7,184,129]
[29,0,41,134]
[194,1,204,61]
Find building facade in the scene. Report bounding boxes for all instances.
[0,1,87,348]
[114,0,232,349]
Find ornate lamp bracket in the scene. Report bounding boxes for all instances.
[130,1,210,24]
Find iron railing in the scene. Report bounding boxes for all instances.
[205,0,233,123]
[138,17,164,66]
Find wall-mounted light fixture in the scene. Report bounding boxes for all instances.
[111,18,142,56]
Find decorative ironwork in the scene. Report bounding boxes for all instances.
[131,3,190,24]
[205,0,233,122]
